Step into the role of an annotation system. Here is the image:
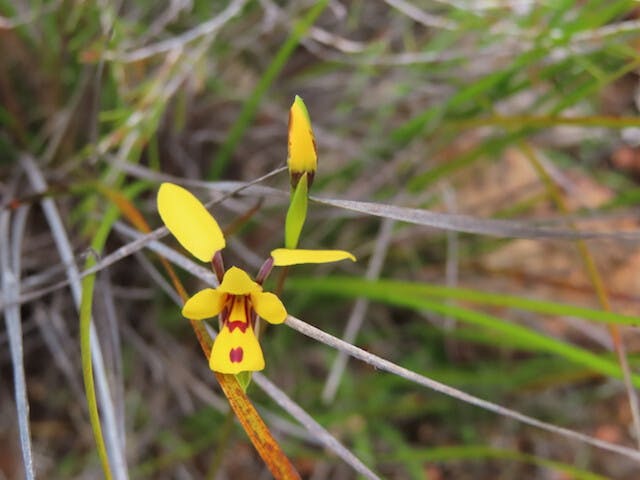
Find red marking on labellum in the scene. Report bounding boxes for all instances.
[227,320,249,333]
[229,347,244,363]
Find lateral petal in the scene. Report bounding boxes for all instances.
[251,292,286,324]
[270,248,356,266]
[181,289,225,320]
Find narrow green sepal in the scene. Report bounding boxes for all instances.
[285,172,308,249]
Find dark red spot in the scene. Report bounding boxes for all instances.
[227,321,249,333]
[229,347,243,363]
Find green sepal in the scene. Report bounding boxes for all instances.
[285,172,308,249]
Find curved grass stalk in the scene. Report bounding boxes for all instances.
[79,256,112,480]
[77,182,151,480]
[78,182,153,479]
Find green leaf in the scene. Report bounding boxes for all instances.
[80,182,150,480]
[285,172,308,249]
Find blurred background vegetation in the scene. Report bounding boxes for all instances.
[3,0,640,478]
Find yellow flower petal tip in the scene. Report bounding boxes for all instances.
[157,183,225,262]
[288,95,317,186]
[182,288,225,320]
[219,266,261,295]
[270,248,356,267]
[210,325,265,374]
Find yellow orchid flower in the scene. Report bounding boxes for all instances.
[182,267,285,373]
[157,182,355,374]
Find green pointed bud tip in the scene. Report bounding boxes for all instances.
[292,95,311,122]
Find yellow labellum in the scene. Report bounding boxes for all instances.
[210,296,265,374]
[271,248,356,266]
[157,183,225,262]
[211,325,265,374]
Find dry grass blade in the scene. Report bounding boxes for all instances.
[96,274,128,458]
[0,202,35,480]
[322,218,394,403]
[113,222,219,286]
[313,196,640,241]
[285,315,640,464]
[116,163,288,197]
[20,155,128,480]
[383,0,457,29]
[253,373,381,480]
[104,0,248,62]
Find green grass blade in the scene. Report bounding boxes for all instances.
[79,257,111,479]
[209,1,329,179]
[386,445,607,480]
[80,182,150,479]
[300,278,639,326]
[290,277,640,386]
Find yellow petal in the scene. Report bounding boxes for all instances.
[288,96,317,177]
[210,324,265,374]
[157,183,225,262]
[218,266,261,295]
[181,288,225,320]
[251,292,286,324]
[270,248,356,266]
